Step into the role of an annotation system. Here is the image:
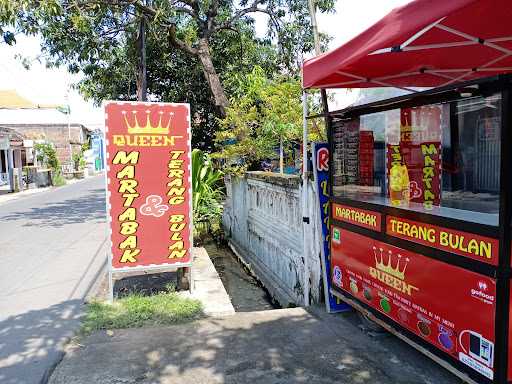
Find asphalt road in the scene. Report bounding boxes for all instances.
[0,176,107,384]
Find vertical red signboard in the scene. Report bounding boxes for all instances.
[105,102,192,270]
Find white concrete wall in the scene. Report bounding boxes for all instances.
[223,172,322,307]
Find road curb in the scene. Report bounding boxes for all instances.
[39,348,66,384]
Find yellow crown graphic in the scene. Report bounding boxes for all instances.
[123,110,172,135]
[372,247,409,280]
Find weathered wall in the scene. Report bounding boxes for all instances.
[223,171,322,307]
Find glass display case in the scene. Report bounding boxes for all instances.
[331,94,501,226]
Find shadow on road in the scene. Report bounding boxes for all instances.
[0,300,84,384]
[0,188,106,228]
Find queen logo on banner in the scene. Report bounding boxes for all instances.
[105,102,192,271]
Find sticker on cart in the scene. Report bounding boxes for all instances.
[332,266,342,288]
[438,325,454,352]
[459,330,494,379]
[332,228,341,244]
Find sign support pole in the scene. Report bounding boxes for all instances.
[103,124,115,304]
[108,255,114,303]
[188,266,193,293]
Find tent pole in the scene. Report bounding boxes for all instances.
[302,91,310,307]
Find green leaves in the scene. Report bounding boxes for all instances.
[215,66,303,172]
[191,149,224,226]
[0,0,335,151]
[34,143,60,171]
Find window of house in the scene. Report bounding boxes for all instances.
[331,93,502,226]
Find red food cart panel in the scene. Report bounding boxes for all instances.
[386,216,499,265]
[332,203,381,232]
[331,227,496,380]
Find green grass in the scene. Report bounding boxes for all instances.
[81,291,203,335]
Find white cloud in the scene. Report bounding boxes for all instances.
[0,35,104,129]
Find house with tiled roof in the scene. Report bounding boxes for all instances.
[0,90,92,165]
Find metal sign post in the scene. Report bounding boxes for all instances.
[302,91,310,307]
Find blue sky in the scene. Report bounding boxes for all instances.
[0,0,410,128]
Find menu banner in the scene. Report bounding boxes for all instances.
[105,102,192,269]
[331,227,496,380]
[386,216,498,265]
[332,203,381,232]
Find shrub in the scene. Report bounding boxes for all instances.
[192,149,224,236]
[34,143,66,186]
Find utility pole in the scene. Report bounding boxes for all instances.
[66,89,72,168]
[307,0,329,120]
[136,4,147,101]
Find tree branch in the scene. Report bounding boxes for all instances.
[173,6,199,19]
[132,0,157,17]
[70,0,211,57]
[131,0,206,35]
[167,24,198,56]
[215,1,280,32]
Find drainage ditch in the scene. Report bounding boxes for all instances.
[204,241,279,312]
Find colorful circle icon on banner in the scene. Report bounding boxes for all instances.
[438,326,454,351]
[380,297,391,313]
[332,266,342,288]
[350,281,359,294]
[363,287,373,301]
[397,308,409,323]
[417,321,431,337]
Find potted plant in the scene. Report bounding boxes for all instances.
[72,143,89,179]
[72,152,85,179]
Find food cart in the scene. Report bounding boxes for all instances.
[302,1,512,383]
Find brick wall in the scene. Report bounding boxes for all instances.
[2,124,88,164]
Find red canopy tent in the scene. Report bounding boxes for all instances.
[302,0,512,91]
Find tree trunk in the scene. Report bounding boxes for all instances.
[307,0,321,55]
[197,39,229,117]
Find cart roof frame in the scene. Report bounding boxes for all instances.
[323,74,512,119]
[303,0,512,91]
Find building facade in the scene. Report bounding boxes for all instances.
[0,126,30,193]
